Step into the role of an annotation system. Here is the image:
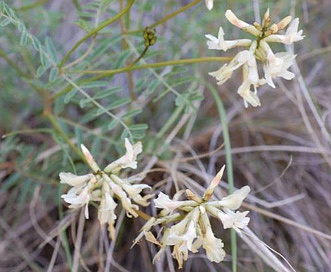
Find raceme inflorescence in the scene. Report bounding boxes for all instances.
[206,9,304,107]
[133,166,250,268]
[60,138,153,239]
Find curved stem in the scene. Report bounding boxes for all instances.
[46,113,84,160]
[67,57,230,75]
[149,0,201,29]
[128,0,201,35]
[54,56,230,100]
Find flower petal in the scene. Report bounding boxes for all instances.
[218,186,250,210]
[59,172,93,187]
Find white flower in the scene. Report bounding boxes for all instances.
[60,139,150,242]
[217,185,251,210]
[61,186,90,219]
[225,9,261,36]
[237,78,261,108]
[104,138,142,172]
[217,210,250,232]
[205,0,213,10]
[59,172,93,187]
[154,192,195,214]
[264,18,304,44]
[166,208,200,256]
[110,174,152,206]
[192,212,226,262]
[205,27,251,51]
[203,165,225,201]
[209,50,251,85]
[102,173,139,217]
[81,144,100,172]
[98,182,117,224]
[206,9,304,107]
[167,219,197,251]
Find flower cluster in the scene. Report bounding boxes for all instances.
[206,9,304,107]
[133,166,250,268]
[59,138,153,239]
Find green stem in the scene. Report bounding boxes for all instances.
[0,51,27,77]
[208,85,236,272]
[54,56,230,100]
[58,0,135,68]
[67,57,230,75]
[71,0,81,11]
[57,186,73,270]
[47,114,83,160]
[126,0,201,36]
[129,45,149,66]
[149,0,201,29]
[15,0,48,11]
[3,128,53,138]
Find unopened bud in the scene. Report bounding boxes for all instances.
[277,16,292,30]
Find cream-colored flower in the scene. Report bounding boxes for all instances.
[206,27,251,51]
[166,208,200,252]
[192,212,226,262]
[203,165,225,201]
[206,9,304,107]
[110,174,152,206]
[209,50,252,85]
[217,185,251,209]
[225,9,261,36]
[61,186,91,218]
[81,144,100,172]
[264,18,304,44]
[162,208,200,268]
[104,138,142,172]
[137,165,251,268]
[98,182,117,224]
[59,172,93,187]
[205,0,213,10]
[237,78,261,108]
[102,173,139,217]
[154,192,195,214]
[60,140,150,240]
[167,219,197,251]
[261,43,296,87]
[217,210,250,232]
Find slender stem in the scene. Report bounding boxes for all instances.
[0,48,29,77]
[129,45,149,67]
[63,36,96,69]
[3,128,53,138]
[15,0,48,11]
[150,0,200,29]
[58,205,73,270]
[208,84,236,272]
[125,0,201,37]
[67,57,230,75]
[46,113,83,160]
[71,0,81,11]
[58,0,135,68]
[54,56,230,100]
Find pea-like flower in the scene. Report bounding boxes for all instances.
[60,138,153,239]
[205,0,213,11]
[133,165,251,268]
[206,9,304,107]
